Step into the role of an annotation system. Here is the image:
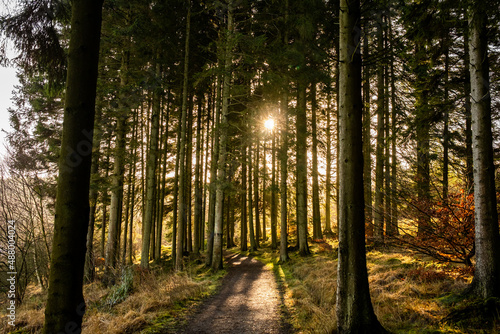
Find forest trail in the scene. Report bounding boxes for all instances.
[178,252,293,334]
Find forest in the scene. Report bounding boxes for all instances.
[1,0,500,333]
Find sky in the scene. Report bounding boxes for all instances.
[0,64,18,157]
[0,1,18,157]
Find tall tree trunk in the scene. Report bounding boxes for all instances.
[194,98,203,254]
[212,1,233,270]
[325,86,333,235]
[442,39,450,204]
[336,1,386,332]
[362,24,373,239]
[241,143,248,251]
[296,81,310,256]
[254,138,261,247]
[172,122,181,263]
[311,81,323,240]
[464,15,473,193]
[43,1,103,331]
[205,74,221,267]
[175,4,191,271]
[248,140,257,251]
[128,113,138,265]
[84,105,103,282]
[374,12,385,245]
[186,101,194,253]
[262,139,267,242]
[389,15,398,236]
[201,94,213,252]
[414,40,431,237]
[468,0,500,299]
[279,0,290,262]
[100,139,111,258]
[155,97,170,260]
[271,127,277,249]
[106,51,129,276]
[279,89,289,262]
[384,63,391,238]
[141,61,161,269]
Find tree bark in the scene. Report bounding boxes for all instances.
[84,104,103,282]
[296,81,309,256]
[362,29,372,239]
[279,89,289,262]
[241,143,248,251]
[141,61,161,269]
[468,0,500,299]
[311,81,323,240]
[336,1,386,332]
[194,98,203,254]
[248,140,257,251]
[254,138,261,247]
[175,3,191,271]
[271,127,277,249]
[43,0,103,331]
[212,1,233,270]
[374,11,385,245]
[106,50,129,273]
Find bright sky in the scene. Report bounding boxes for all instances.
[0,65,18,156]
[0,1,18,157]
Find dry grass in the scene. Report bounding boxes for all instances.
[1,261,224,334]
[253,241,478,334]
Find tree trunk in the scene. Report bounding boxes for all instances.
[442,44,450,204]
[175,4,191,271]
[43,1,103,332]
[194,98,203,254]
[311,81,323,240]
[84,105,103,282]
[106,49,130,273]
[296,81,310,256]
[374,11,385,245]
[336,1,386,332]
[241,143,248,251]
[248,140,257,251]
[271,127,277,249]
[468,1,500,299]
[186,101,194,253]
[172,122,181,263]
[254,138,261,247]
[389,16,398,236]
[141,61,161,269]
[212,1,233,270]
[100,141,110,258]
[128,113,138,265]
[464,15,473,193]
[279,88,289,262]
[205,73,221,267]
[325,86,333,235]
[362,27,373,239]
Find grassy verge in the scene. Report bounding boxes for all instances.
[1,256,226,334]
[237,240,496,334]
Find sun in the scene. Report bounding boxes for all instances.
[264,118,275,130]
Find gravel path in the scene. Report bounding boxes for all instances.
[179,252,293,334]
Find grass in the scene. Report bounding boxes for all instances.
[242,238,497,334]
[1,255,226,334]
[3,241,499,334]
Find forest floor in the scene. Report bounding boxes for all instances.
[176,251,293,334]
[4,241,500,333]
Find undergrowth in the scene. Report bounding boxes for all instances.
[243,239,493,334]
[1,256,226,334]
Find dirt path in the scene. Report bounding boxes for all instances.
[178,252,293,334]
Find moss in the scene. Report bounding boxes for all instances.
[443,297,500,330]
